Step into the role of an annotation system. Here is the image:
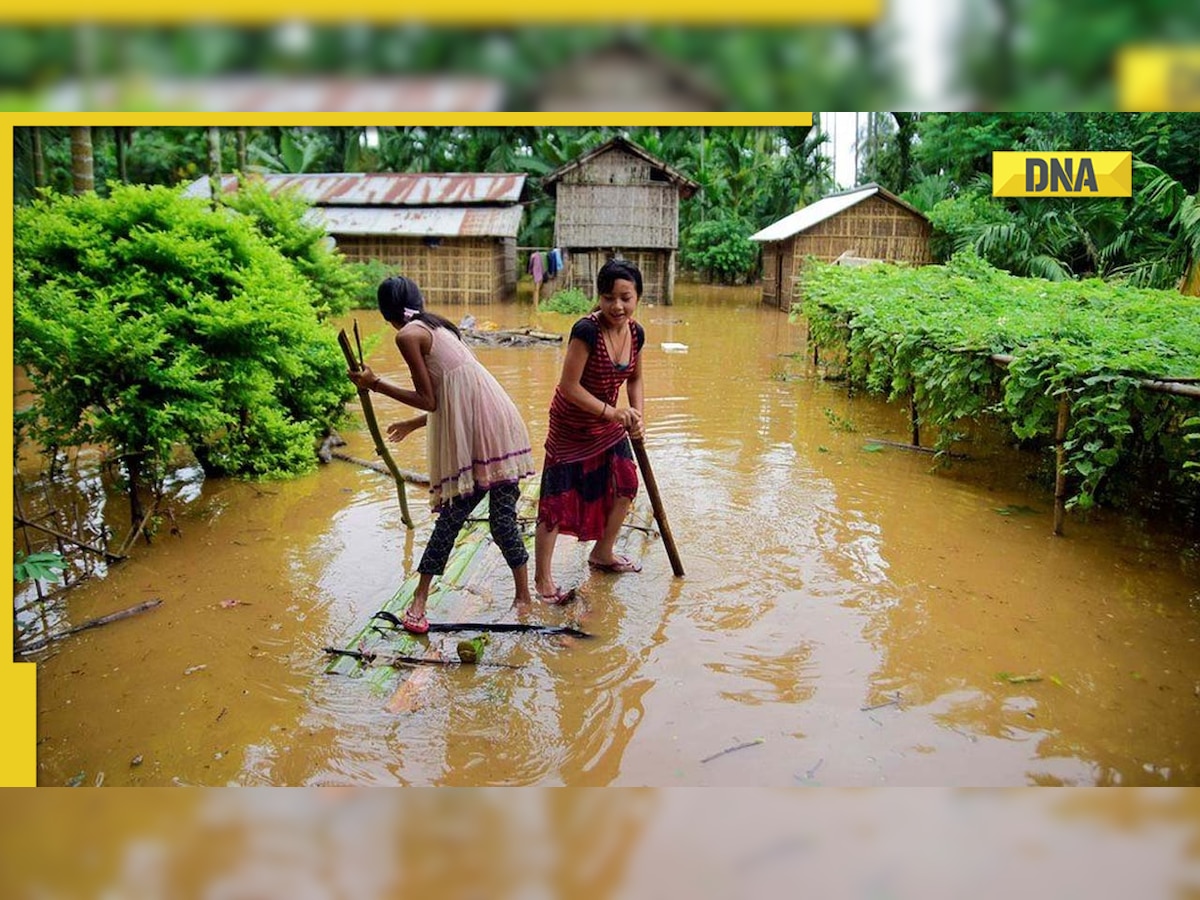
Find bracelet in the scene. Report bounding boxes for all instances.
[600,402,608,419]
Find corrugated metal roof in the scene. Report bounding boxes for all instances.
[308,205,523,238]
[185,172,526,206]
[749,185,882,243]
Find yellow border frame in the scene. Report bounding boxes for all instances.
[1,3,881,24]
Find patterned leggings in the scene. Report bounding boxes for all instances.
[417,481,529,576]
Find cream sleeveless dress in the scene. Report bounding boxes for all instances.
[409,320,535,510]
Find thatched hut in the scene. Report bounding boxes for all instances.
[185,172,527,305]
[542,136,699,305]
[749,183,933,311]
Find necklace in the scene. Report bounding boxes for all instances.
[602,322,630,366]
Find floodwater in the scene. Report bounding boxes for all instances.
[22,285,1200,787]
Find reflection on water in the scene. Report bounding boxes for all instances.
[4,789,1200,898]
[25,285,1200,787]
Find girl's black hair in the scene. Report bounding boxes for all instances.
[377,275,462,340]
[597,258,643,298]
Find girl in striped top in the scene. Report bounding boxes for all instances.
[534,259,646,603]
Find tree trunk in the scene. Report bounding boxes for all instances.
[207,126,222,209]
[892,112,917,193]
[125,452,147,541]
[70,126,94,195]
[32,127,45,188]
[113,126,128,182]
[236,126,248,177]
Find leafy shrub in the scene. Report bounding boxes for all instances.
[925,193,1014,263]
[681,217,760,284]
[799,253,1200,513]
[14,184,355,523]
[345,258,395,309]
[222,181,359,319]
[539,287,594,316]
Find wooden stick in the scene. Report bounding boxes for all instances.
[371,611,592,638]
[338,329,414,528]
[329,451,429,484]
[17,598,163,654]
[1053,392,1070,537]
[631,437,684,577]
[116,506,154,558]
[13,515,125,562]
[322,647,522,669]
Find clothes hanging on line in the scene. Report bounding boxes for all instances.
[529,251,544,284]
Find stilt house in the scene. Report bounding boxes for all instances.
[541,136,699,305]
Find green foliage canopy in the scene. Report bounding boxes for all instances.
[14,184,354,488]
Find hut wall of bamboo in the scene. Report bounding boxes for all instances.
[762,194,933,311]
[336,235,515,305]
[558,248,675,305]
[551,144,686,304]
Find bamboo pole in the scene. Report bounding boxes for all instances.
[630,437,684,577]
[989,354,1200,399]
[338,328,414,529]
[17,598,163,655]
[13,515,125,562]
[1052,393,1070,536]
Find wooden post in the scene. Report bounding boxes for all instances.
[909,390,920,447]
[1053,392,1070,536]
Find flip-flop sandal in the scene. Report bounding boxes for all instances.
[537,586,578,605]
[588,556,642,574]
[401,610,430,634]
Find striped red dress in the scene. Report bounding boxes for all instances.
[537,314,645,540]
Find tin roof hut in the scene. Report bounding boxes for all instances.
[185,172,527,305]
[541,136,699,306]
[749,183,933,311]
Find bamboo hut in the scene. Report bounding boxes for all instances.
[185,172,527,304]
[750,183,933,311]
[542,136,699,305]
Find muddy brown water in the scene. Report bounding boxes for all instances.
[21,285,1200,786]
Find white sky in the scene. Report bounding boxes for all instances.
[822,0,960,189]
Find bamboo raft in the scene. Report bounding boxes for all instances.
[324,479,659,695]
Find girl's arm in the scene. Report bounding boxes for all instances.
[387,415,428,443]
[348,326,438,412]
[624,351,645,440]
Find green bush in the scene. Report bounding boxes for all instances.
[14,184,355,523]
[925,193,1014,263]
[681,217,760,284]
[345,258,394,309]
[222,181,359,320]
[799,253,1200,513]
[539,287,594,316]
